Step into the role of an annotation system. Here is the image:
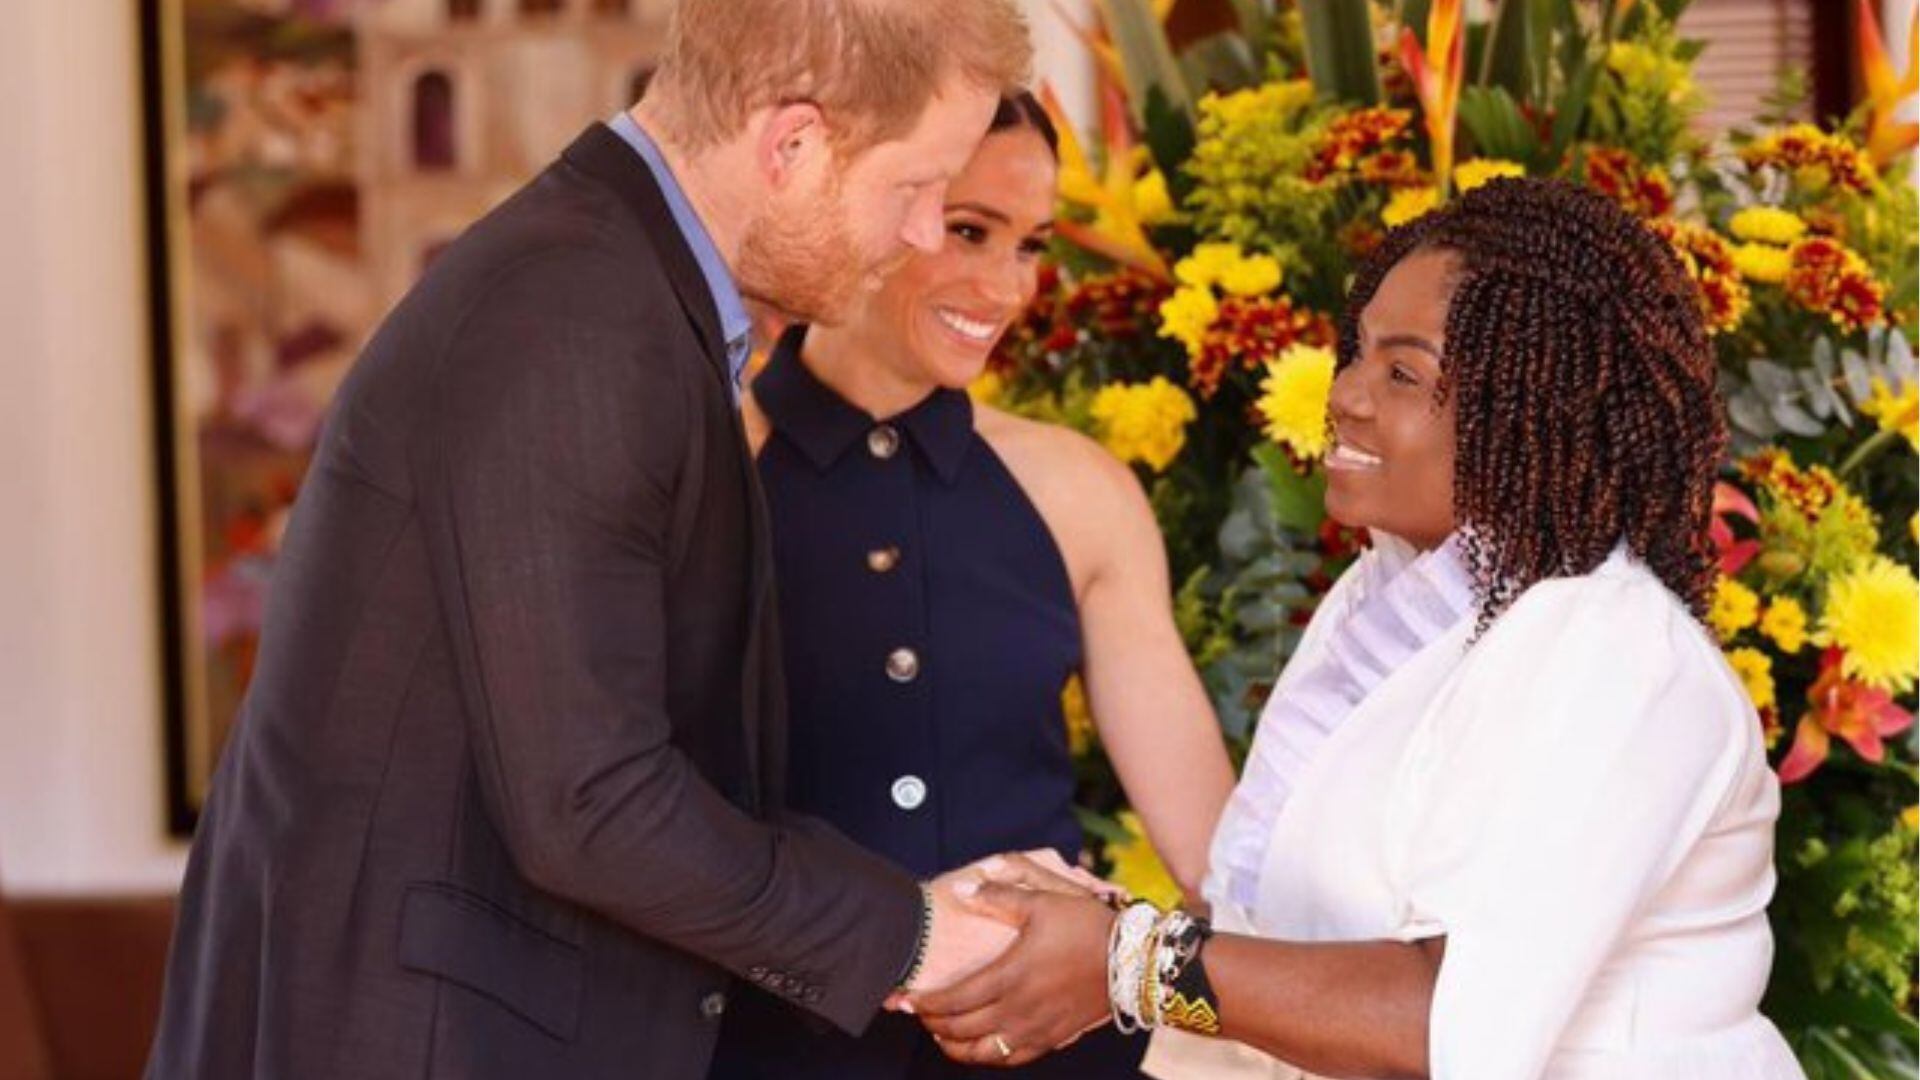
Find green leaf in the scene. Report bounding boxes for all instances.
[1478,0,1532,98]
[1299,0,1382,106]
[1252,443,1327,532]
[1142,87,1199,203]
[1074,806,1133,845]
[1100,0,1195,125]
[1548,50,1601,160]
[1459,85,1541,166]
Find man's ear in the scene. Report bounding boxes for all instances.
[757,101,827,191]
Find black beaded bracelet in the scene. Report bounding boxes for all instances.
[1158,912,1221,1036]
[895,882,934,991]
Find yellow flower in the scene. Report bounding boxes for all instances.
[1132,166,1178,226]
[1709,575,1762,640]
[1732,242,1792,285]
[1821,558,1920,694]
[1060,674,1094,756]
[1106,811,1182,910]
[1726,647,1777,713]
[1156,286,1219,357]
[1728,206,1808,246]
[1174,244,1239,290]
[967,370,1005,407]
[1090,377,1198,473]
[1452,158,1525,193]
[1219,252,1283,298]
[1861,378,1919,451]
[1606,40,1697,104]
[1905,805,1920,832]
[1383,185,1439,228]
[1256,343,1337,459]
[1760,597,1810,654]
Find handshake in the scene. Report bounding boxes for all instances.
[890,851,1131,1068]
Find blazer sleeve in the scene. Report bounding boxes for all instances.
[415,248,918,1035]
[1384,568,1764,1080]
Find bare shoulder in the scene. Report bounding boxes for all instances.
[974,405,1157,595]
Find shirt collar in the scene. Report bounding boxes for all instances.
[754,324,975,484]
[605,112,752,384]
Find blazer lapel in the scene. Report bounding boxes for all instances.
[558,123,775,806]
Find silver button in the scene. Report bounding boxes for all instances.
[867,547,901,574]
[700,991,727,1020]
[868,425,901,460]
[891,775,928,810]
[885,647,920,683]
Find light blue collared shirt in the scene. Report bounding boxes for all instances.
[607,111,752,394]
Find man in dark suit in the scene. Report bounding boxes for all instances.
[146,1,1038,1076]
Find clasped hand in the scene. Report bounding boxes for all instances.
[896,851,1127,1067]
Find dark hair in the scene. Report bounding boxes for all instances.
[989,90,1059,158]
[1339,177,1724,633]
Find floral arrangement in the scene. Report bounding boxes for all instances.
[991,1,1919,1073]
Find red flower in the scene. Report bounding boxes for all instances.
[1778,649,1917,783]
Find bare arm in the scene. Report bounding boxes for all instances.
[1073,447,1234,899]
[909,885,1442,1077]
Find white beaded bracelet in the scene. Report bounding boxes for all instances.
[1107,901,1160,1033]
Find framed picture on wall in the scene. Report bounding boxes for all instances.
[140,0,669,832]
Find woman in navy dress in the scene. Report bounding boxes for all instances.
[706,95,1235,1079]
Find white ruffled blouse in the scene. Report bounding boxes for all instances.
[1146,539,1804,1080]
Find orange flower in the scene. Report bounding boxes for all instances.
[1784,236,1887,332]
[1186,296,1335,399]
[1310,107,1414,180]
[1779,649,1917,783]
[1709,481,1762,575]
[1398,0,1464,190]
[1856,0,1920,167]
[1652,220,1750,333]
[1741,124,1875,194]
[1581,146,1675,218]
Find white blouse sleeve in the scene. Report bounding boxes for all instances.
[1386,567,1761,1080]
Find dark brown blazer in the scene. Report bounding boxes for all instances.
[146,124,920,1080]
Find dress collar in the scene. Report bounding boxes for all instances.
[753,324,975,484]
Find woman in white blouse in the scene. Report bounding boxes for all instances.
[906,178,1803,1079]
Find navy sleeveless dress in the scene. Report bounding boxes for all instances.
[707,326,1146,1079]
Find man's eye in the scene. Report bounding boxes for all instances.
[1390,363,1420,386]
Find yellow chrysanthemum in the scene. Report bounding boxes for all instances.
[1382,185,1439,228]
[1256,343,1336,459]
[1732,243,1792,285]
[1060,674,1094,756]
[1861,378,1919,451]
[966,370,1004,407]
[1726,647,1777,713]
[1728,206,1808,246]
[1709,575,1762,641]
[1156,286,1219,357]
[1453,158,1526,193]
[1759,597,1809,654]
[1821,558,1920,694]
[1219,253,1283,298]
[1106,811,1182,910]
[1090,377,1198,473]
[1174,243,1243,290]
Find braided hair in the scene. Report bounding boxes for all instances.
[1339,177,1724,633]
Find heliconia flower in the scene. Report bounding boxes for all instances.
[1042,81,1171,280]
[1398,0,1464,192]
[1778,649,1917,783]
[1857,0,1919,167]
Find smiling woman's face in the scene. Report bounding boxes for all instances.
[1325,247,1460,550]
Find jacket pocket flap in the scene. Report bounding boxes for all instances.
[398,882,582,1040]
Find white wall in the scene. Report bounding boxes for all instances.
[0,0,185,894]
[0,0,1090,897]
